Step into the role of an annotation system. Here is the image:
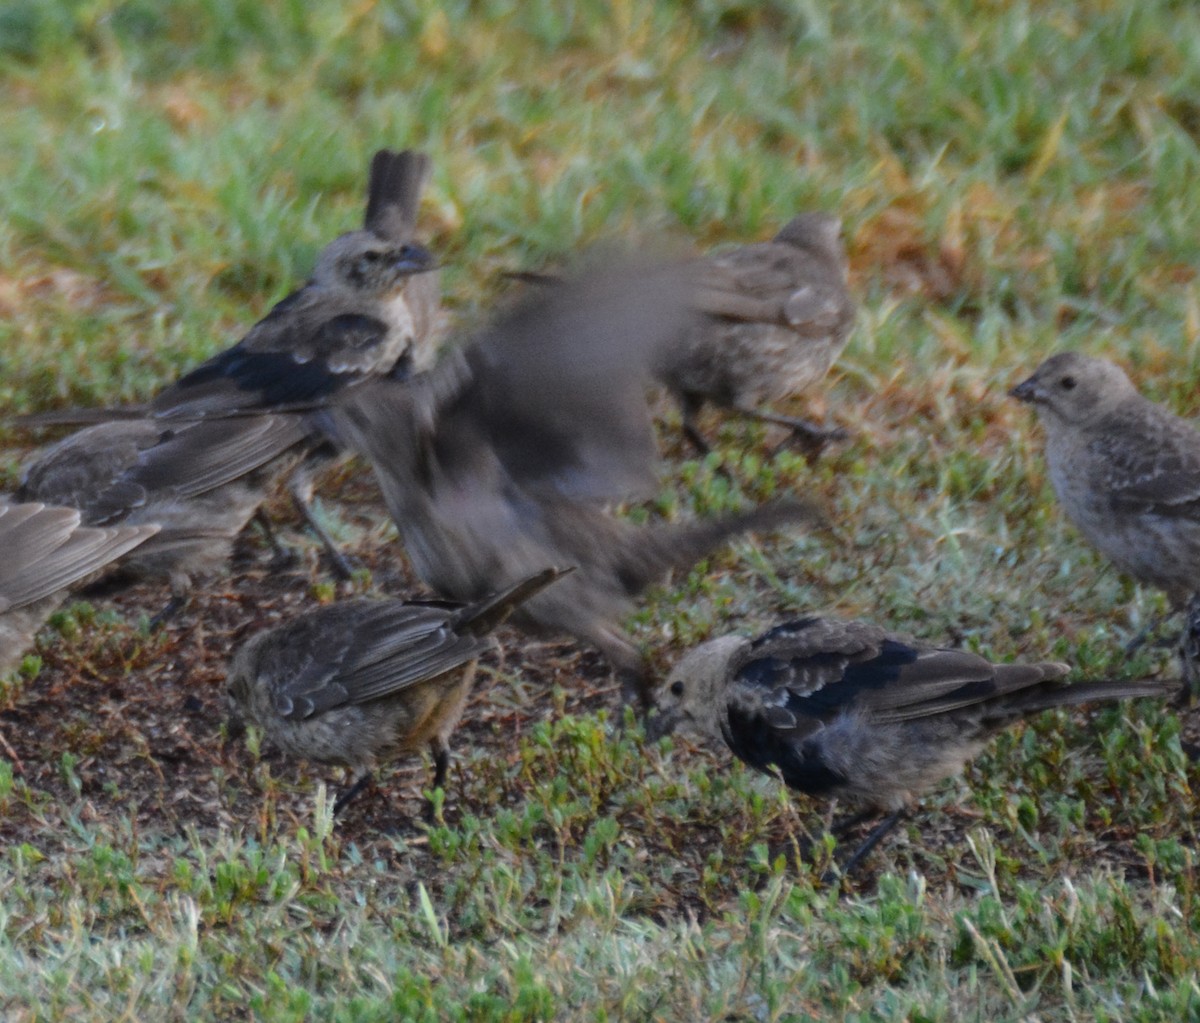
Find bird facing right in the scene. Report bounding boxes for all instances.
[651,616,1176,869]
[1011,352,1200,608]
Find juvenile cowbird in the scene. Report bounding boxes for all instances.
[1011,352,1200,608]
[226,567,567,813]
[661,212,855,455]
[0,501,158,674]
[18,415,310,616]
[150,148,439,418]
[19,149,440,580]
[651,615,1176,874]
[332,257,822,705]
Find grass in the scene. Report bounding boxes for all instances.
[2,0,1200,1019]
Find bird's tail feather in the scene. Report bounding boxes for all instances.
[615,499,823,596]
[454,567,574,635]
[365,149,432,241]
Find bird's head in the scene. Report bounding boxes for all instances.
[312,230,436,297]
[1009,351,1139,428]
[646,635,747,742]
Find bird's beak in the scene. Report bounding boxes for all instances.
[392,243,438,276]
[1008,376,1044,403]
[644,705,680,742]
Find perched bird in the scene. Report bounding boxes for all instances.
[18,415,310,618]
[1178,592,1200,704]
[651,615,1176,874]
[226,567,568,813]
[1011,352,1200,608]
[0,501,158,675]
[660,212,855,455]
[18,149,440,582]
[332,257,822,705]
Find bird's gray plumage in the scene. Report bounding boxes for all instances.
[660,212,855,451]
[331,257,822,701]
[652,616,1176,812]
[0,501,158,674]
[227,567,567,805]
[18,415,309,599]
[1011,351,1200,606]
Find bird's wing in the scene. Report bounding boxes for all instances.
[96,414,310,506]
[269,600,490,720]
[693,246,849,333]
[0,502,157,610]
[445,256,695,503]
[728,617,1024,726]
[1092,418,1200,514]
[151,291,394,417]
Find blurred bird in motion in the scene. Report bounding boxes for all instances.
[332,254,823,706]
[1012,353,1200,633]
[0,501,159,675]
[650,615,1177,877]
[17,149,440,582]
[227,567,568,814]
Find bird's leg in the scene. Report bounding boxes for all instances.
[423,738,452,825]
[252,508,299,571]
[735,405,849,460]
[149,572,192,629]
[679,394,713,456]
[820,811,905,884]
[333,772,373,816]
[287,472,358,581]
[1123,609,1181,655]
[430,737,451,790]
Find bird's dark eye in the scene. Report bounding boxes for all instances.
[670,680,684,697]
[1060,375,1077,390]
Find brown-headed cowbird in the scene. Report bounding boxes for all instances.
[1011,352,1200,608]
[332,257,822,705]
[226,567,567,813]
[0,501,158,674]
[661,212,855,455]
[651,615,1176,873]
[19,149,440,581]
[18,415,310,616]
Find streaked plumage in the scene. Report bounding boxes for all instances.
[227,568,567,811]
[1011,352,1200,606]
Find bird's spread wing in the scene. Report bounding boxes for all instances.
[269,600,489,720]
[445,256,695,503]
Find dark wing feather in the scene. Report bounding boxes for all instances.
[272,600,489,720]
